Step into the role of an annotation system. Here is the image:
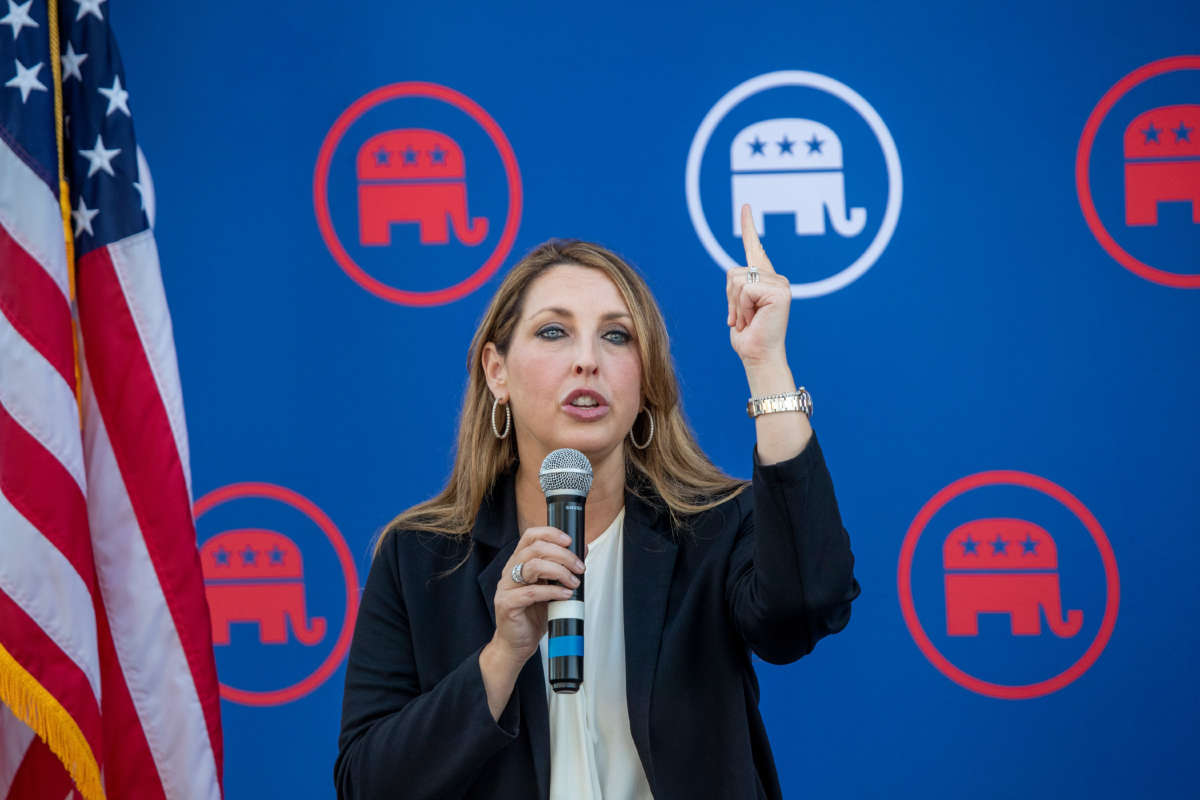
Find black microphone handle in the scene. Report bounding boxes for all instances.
[546,492,585,693]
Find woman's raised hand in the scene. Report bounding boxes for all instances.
[489,526,584,664]
[727,203,791,368]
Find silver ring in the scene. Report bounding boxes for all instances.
[511,562,527,584]
[746,268,760,285]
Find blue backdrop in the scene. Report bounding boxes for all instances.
[113,1,1198,796]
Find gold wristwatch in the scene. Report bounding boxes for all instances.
[746,387,813,419]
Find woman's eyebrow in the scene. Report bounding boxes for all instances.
[528,307,631,322]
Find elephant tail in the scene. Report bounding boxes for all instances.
[455,215,489,246]
[1048,608,1083,638]
[294,615,327,646]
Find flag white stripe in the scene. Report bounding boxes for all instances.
[0,491,101,702]
[0,308,86,494]
[0,142,70,301]
[0,707,35,796]
[80,359,219,800]
[107,233,193,501]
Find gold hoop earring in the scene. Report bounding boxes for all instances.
[629,407,654,450]
[491,397,511,439]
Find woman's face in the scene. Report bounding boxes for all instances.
[485,264,643,465]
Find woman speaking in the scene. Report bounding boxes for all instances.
[334,205,861,799]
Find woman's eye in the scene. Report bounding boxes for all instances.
[536,325,566,340]
[603,330,631,344]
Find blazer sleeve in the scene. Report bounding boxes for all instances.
[334,532,521,799]
[725,432,862,664]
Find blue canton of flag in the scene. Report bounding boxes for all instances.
[2,0,148,251]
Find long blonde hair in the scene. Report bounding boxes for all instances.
[379,239,745,548]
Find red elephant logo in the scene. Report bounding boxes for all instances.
[1124,104,1200,226]
[943,518,1082,638]
[356,129,489,247]
[202,529,327,646]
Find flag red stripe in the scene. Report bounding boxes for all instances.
[0,401,95,594]
[92,586,168,800]
[0,590,103,761]
[0,223,75,391]
[6,732,74,800]
[75,245,224,783]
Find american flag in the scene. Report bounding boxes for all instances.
[0,1,223,798]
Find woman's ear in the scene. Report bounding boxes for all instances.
[481,342,507,400]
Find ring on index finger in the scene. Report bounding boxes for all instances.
[511,562,527,585]
[746,267,760,285]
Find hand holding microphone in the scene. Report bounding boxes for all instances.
[487,449,592,694]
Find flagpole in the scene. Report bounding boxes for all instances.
[46,0,83,414]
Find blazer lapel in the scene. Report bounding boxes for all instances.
[474,477,551,800]
[622,493,677,795]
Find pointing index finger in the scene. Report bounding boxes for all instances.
[740,204,775,273]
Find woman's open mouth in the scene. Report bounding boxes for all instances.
[561,389,609,421]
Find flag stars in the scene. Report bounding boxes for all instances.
[1,0,38,40]
[373,147,390,165]
[79,133,120,177]
[959,534,979,556]
[777,135,795,155]
[1021,534,1039,556]
[990,535,1008,555]
[5,58,46,103]
[430,145,446,164]
[269,546,285,566]
[1141,122,1161,144]
[213,546,231,567]
[805,134,824,154]
[403,146,418,165]
[61,41,86,82]
[1174,121,1193,143]
[98,74,130,117]
[74,0,105,22]
[748,136,766,156]
[71,196,98,238]
[240,546,258,566]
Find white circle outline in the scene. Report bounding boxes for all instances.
[685,71,903,298]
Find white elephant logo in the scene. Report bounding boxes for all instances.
[731,118,866,239]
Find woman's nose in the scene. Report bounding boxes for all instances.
[572,340,599,375]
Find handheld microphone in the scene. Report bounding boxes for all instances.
[538,448,592,694]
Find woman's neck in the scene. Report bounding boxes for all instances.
[513,446,626,546]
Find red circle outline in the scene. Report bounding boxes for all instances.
[194,483,360,706]
[896,471,1120,700]
[1075,55,1200,288]
[313,82,523,306]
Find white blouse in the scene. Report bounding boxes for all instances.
[539,508,654,799]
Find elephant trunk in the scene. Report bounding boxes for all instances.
[452,208,489,246]
[293,614,327,646]
[829,205,867,237]
[1046,605,1083,638]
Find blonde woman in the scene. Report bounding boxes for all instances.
[335,205,860,800]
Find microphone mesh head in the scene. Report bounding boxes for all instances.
[538,448,594,496]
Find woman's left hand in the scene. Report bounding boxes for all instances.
[727,203,791,367]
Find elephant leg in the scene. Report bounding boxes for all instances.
[1188,163,1200,222]
[358,187,393,246]
[258,611,288,644]
[943,576,980,636]
[1008,601,1043,636]
[420,209,451,245]
[210,615,231,646]
[1124,164,1161,226]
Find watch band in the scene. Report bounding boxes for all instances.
[746,387,813,419]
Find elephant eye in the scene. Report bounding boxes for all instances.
[536,324,566,340]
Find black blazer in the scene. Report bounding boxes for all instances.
[335,434,860,799]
